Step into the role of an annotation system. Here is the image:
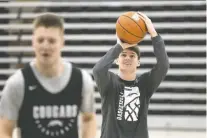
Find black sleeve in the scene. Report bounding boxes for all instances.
[144,35,170,100]
[93,44,123,97]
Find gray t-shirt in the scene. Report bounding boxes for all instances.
[93,35,169,138]
[0,61,95,121]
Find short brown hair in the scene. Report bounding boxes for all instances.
[33,13,64,31]
[127,46,141,59]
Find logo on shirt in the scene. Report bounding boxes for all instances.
[29,85,37,91]
[117,86,140,121]
[33,105,78,137]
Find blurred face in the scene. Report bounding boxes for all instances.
[116,49,140,73]
[32,27,64,66]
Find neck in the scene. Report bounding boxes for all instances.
[118,70,137,81]
[34,58,64,78]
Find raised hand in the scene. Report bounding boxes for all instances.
[116,33,137,49]
[137,12,158,37]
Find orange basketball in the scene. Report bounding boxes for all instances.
[116,11,147,44]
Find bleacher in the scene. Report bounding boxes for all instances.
[0,1,206,130]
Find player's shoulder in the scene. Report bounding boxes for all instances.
[6,69,24,88]
[80,68,91,76]
[72,64,93,82]
[64,61,91,77]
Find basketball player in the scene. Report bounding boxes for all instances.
[93,12,169,138]
[0,13,97,138]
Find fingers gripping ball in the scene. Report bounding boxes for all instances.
[116,11,147,44]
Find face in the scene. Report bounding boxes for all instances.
[116,49,140,73]
[32,27,64,66]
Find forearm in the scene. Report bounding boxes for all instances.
[152,35,169,70]
[146,35,169,99]
[93,44,123,95]
[93,44,122,74]
[81,114,97,138]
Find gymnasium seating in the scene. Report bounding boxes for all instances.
[0,1,206,130]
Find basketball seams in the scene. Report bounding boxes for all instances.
[122,15,145,34]
[117,20,143,39]
[116,11,147,44]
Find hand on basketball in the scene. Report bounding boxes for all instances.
[137,12,158,37]
[116,33,137,49]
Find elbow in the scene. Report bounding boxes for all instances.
[166,55,170,69]
[82,113,97,128]
[82,113,96,123]
[92,64,103,77]
[158,56,170,75]
[163,57,170,74]
[81,113,97,138]
[92,65,98,74]
[92,66,99,78]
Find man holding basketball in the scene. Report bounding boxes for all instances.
[93,12,169,138]
[0,13,97,138]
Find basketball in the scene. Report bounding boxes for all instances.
[116,11,147,44]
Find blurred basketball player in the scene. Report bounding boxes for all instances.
[0,13,97,138]
[93,12,169,138]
